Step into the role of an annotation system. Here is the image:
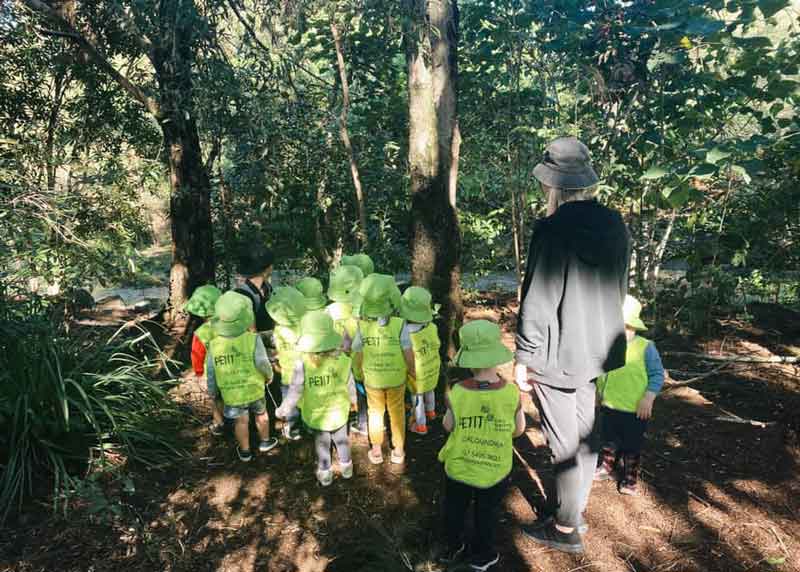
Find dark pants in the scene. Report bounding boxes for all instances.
[598,407,648,454]
[352,382,368,431]
[445,476,508,558]
[314,424,351,471]
[532,381,597,529]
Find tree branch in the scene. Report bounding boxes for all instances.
[22,0,161,119]
[664,351,800,364]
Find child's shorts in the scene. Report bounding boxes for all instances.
[223,398,267,420]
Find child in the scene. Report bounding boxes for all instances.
[266,286,307,441]
[350,253,375,278]
[326,265,368,434]
[206,291,278,462]
[296,277,328,311]
[399,286,441,435]
[351,273,406,464]
[234,244,275,334]
[438,320,525,571]
[595,295,664,495]
[276,311,357,486]
[184,284,223,434]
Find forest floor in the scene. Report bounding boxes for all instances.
[2,294,800,572]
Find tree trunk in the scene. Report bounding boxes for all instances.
[404,0,463,357]
[152,0,215,317]
[330,17,368,249]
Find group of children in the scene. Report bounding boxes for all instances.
[184,248,664,571]
[185,251,447,482]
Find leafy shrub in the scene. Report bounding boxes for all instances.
[0,297,185,521]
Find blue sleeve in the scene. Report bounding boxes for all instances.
[644,343,665,394]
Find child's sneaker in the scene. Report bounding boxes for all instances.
[470,552,500,571]
[619,453,641,496]
[340,461,354,479]
[258,437,279,452]
[209,422,224,436]
[594,446,617,481]
[408,422,428,435]
[316,469,333,486]
[237,447,253,462]
[282,424,301,441]
[367,448,384,465]
[390,449,405,464]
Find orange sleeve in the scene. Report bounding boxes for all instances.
[191,335,207,376]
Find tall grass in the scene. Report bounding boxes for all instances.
[0,298,185,521]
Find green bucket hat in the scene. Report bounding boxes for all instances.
[533,136,599,190]
[399,286,440,324]
[211,291,255,337]
[266,286,307,327]
[346,253,374,277]
[182,284,222,318]
[295,277,327,310]
[328,265,364,304]
[297,310,343,353]
[359,273,401,318]
[454,320,513,369]
[623,294,647,331]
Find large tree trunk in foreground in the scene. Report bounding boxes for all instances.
[22,0,215,319]
[404,0,463,357]
[150,0,216,316]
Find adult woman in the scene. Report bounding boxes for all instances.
[516,137,631,553]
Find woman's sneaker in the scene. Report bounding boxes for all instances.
[258,438,279,452]
[390,449,405,464]
[522,521,584,554]
[340,461,354,479]
[237,447,253,462]
[316,469,333,487]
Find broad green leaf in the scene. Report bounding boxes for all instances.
[757,0,789,18]
[766,556,786,566]
[665,186,691,207]
[685,18,725,37]
[641,165,670,180]
[732,36,772,49]
[705,147,732,164]
[689,163,718,179]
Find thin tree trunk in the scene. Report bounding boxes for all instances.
[404,0,462,357]
[649,208,677,289]
[330,17,368,248]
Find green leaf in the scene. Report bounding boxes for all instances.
[641,165,670,180]
[766,556,786,566]
[732,36,772,49]
[689,163,718,179]
[685,18,725,37]
[705,147,732,164]
[757,0,789,18]
[666,185,691,207]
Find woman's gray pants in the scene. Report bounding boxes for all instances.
[532,381,598,529]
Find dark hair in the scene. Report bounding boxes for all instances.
[236,244,275,277]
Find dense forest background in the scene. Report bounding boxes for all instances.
[1,0,800,560]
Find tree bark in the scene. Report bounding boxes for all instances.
[330,17,368,248]
[152,0,215,316]
[22,0,215,318]
[404,0,463,357]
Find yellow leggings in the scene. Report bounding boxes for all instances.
[365,384,406,451]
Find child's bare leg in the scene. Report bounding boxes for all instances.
[234,415,251,452]
[212,399,224,425]
[254,411,269,441]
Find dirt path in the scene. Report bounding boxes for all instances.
[2,300,799,572]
